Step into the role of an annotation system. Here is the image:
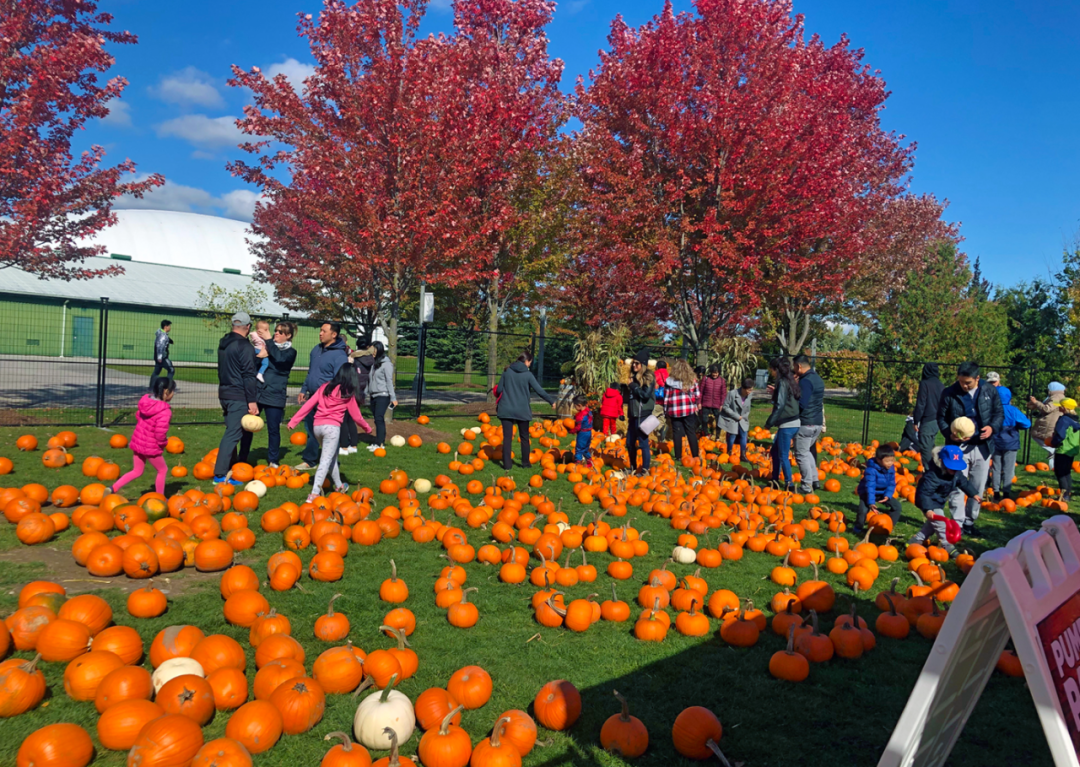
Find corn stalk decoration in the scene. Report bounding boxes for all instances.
[572,324,632,397]
[708,336,759,385]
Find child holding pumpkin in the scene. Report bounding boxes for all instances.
[288,364,372,502]
[111,377,176,496]
[908,445,981,557]
[851,444,901,536]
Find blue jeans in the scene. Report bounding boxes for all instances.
[574,431,592,463]
[726,428,747,459]
[627,417,650,472]
[771,426,798,484]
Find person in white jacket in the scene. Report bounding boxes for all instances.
[366,342,397,451]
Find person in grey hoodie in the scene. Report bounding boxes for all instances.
[495,350,555,470]
[366,341,397,451]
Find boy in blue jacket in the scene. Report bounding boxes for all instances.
[852,444,901,536]
[991,387,1031,500]
[909,445,982,557]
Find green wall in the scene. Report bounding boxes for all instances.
[0,296,321,363]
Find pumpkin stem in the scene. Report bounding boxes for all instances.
[786,622,797,653]
[613,689,632,722]
[439,705,465,736]
[490,716,511,749]
[323,731,353,751]
[460,587,478,605]
[564,550,572,568]
[809,609,821,636]
[327,593,342,617]
[882,593,897,616]
[689,597,700,617]
[383,727,401,767]
[351,675,375,698]
[610,582,619,602]
[810,561,820,581]
[388,559,398,582]
[580,548,588,567]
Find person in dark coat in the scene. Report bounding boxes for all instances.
[935,361,1004,537]
[793,354,825,493]
[909,445,981,556]
[495,350,555,470]
[295,322,348,470]
[698,365,727,439]
[911,362,944,470]
[1050,400,1080,502]
[213,312,259,483]
[765,357,801,490]
[238,321,297,468]
[624,350,656,475]
[340,339,376,454]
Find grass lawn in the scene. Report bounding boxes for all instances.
[0,417,1061,767]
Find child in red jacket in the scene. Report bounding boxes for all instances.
[599,382,624,435]
[112,378,175,496]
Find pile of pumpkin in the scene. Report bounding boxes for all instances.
[4,568,738,767]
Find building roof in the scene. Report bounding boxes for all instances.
[2,256,302,316]
[77,209,260,273]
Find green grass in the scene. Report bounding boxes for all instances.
[0,422,1059,767]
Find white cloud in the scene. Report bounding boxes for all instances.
[101,100,132,127]
[430,0,452,11]
[155,114,242,149]
[150,67,225,108]
[266,57,316,91]
[115,176,262,222]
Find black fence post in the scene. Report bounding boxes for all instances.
[95,297,110,427]
[861,357,874,446]
[1024,365,1038,467]
[414,322,427,419]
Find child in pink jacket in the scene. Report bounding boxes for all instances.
[288,364,371,502]
[112,378,175,496]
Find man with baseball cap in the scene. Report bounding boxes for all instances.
[986,371,1001,386]
[935,361,1003,538]
[212,311,259,484]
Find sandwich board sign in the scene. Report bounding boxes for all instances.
[879,515,1080,767]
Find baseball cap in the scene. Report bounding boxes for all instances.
[986,372,1000,383]
[231,311,252,327]
[940,445,967,471]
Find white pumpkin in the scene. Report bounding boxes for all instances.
[460,428,476,438]
[605,434,621,443]
[240,414,264,433]
[152,657,205,693]
[671,546,696,565]
[413,478,432,494]
[389,435,407,448]
[354,683,415,750]
[244,480,268,498]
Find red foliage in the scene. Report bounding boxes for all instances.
[0,0,162,279]
[570,0,915,351]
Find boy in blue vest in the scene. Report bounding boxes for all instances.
[852,444,901,537]
[569,394,594,465]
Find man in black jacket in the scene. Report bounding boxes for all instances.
[793,354,825,493]
[911,362,944,470]
[213,312,259,484]
[935,361,1004,537]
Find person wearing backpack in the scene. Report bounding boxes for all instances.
[1051,398,1080,503]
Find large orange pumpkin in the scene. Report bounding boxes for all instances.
[63,649,125,701]
[226,699,284,754]
[128,714,205,765]
[16,723,93,767]
[97,698,164,751]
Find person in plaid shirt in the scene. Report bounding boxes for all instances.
[663,359,701,463]
[569,394,594,464]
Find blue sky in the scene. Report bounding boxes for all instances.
[92,0,1080,287]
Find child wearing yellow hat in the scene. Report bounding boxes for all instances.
[1050,398,1080,502]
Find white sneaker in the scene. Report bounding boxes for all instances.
[339,448,350,456]
[366,444,378,452]
[346,446,358,455]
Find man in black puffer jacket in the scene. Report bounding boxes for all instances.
[911,362,944,470]
[213,312,259,483]
[935,361,1003,537]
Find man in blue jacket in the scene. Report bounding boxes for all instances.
[294,322,348,470]
[991,387,1030,501]
[935,361,1004,537]
[793,354,825,494]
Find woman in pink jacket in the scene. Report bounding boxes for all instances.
[112,378,175,496]
[289,364,372,503]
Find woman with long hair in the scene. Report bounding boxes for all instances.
[288,363,371,502]
[366,341,397,451]
[765,356,801,490]
[495,349,555,470]
[662,359,701,463]
[624,350,656,475]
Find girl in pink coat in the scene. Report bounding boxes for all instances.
[112,378,175,496]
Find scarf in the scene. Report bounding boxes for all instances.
[275,341,292,351]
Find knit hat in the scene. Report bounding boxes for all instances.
[950,416,976,441]
[632,349,650,365]
[1049,381,1066,393]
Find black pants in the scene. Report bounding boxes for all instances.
[1055,453,1073,498]
[501,419,531,470]
[341,414,358,449]
[150,359,174,388]
[214,400,248,477]
[918,424,938,470]
[371,396,391,446]
[855,496,902,529]
[238,404,284,466]
[302,407,319,465]
[670,416,700,461]
[626,416,650,472]
[700,407,721,436]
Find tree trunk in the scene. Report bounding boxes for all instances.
[486,299,499,403]
[696,346,710,368]
[463,332,474,386]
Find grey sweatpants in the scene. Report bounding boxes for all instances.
[909,512,954,553]
[795,425,823,492]
[312,424,343,493]
[949,442,990,526]
[991,449,1018,494]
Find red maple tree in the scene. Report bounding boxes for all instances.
[0,0,162,279]
[572,0,915,362]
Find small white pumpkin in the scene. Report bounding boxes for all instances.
[240,414,264,433]
[605,434,621,443]
[152,657,205,693]
[459,428,476,438]
[354,676,415,750]
[671,546,696,565]
[389,435,407,448]
[244,480,267,498]
[413,478,432,494]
